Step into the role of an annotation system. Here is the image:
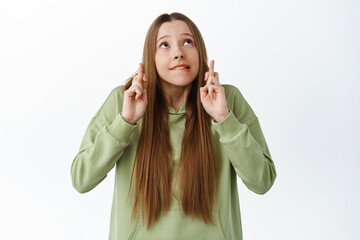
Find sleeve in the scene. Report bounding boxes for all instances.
[70,86,138,193]
[212,85,277,194]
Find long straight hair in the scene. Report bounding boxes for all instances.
[125,12,218,230]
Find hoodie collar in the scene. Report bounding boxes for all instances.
[167,100,186,115]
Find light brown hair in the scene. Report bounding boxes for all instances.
[125,12,218,230]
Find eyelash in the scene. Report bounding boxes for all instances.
[159,39,193,48]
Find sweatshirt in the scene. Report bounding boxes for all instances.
[70,84,277,240]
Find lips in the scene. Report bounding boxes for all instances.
[170,64,191,72]
[170,64,190,70]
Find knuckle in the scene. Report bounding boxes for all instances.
[135,85,143,93]
[132,80,141,88]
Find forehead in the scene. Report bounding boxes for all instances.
[156,20,192,39]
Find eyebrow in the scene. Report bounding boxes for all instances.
[156,33,194,44]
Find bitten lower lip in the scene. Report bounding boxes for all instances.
[173,68,190,72]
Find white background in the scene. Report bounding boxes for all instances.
[1,0,359,239]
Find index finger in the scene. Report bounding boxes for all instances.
[138,63,144,80]
[209,60,215,76]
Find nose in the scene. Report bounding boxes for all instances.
[174,44,184,60]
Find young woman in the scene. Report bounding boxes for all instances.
[71,12,277,240]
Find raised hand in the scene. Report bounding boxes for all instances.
[200,60,229,123]
[121,63,148,125]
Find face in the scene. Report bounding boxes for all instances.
[155,20,199,89]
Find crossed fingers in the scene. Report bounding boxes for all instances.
[203,60,222,99]
[128,63,148,100]
[205,60,219,85]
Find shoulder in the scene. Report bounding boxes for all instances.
[222,84,244,99]
[221,84,257,123]
[108,85,126,98]
[221,84,247,106]
[93,85,126,124]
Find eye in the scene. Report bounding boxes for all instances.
[160,42,169,48]
[184,39,193,45]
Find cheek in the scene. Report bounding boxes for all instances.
[155,55,166,68]
[191,51,199,66]
[154,56,162,72]
[192,55,200,71]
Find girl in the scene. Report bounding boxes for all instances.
[71,12,277,240]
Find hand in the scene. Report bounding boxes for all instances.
[200,60,229,123]
[122,63,148,125]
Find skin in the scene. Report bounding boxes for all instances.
[121,20,229,125]
[200,59,230,123]
[155,20,199,110]
[121,63,148,125]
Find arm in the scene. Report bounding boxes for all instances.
[212,85,277,194]
[70,87,138,193]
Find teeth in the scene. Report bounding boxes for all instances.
[173,66,189,70]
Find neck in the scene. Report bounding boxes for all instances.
[159,81,193,111]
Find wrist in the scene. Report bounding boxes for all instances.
[213,110,230,123]
[121,113,137,125]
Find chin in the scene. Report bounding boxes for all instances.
[159,75,196,87]
[171,78,196,87]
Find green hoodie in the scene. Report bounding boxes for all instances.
[71,84,277,240]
